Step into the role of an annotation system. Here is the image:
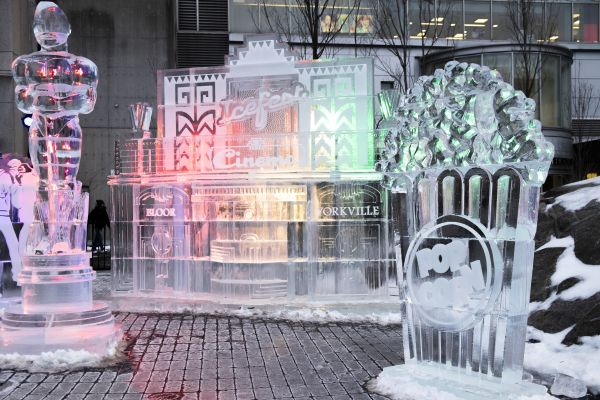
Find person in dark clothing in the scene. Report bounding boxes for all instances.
[88,200,110,252]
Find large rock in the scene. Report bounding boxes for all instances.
[530,178,600,346]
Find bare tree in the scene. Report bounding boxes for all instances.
[505,0,558,99]
[372,0,456,93]
[572,79,600,180]
[255,0,360,60]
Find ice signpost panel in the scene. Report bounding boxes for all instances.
[378,62,553,396]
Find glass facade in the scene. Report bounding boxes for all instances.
[230,0,600,44]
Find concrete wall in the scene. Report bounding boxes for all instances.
[60,0,175,206]
[0,0,33,156]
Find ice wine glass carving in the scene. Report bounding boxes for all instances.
[0,1,118,355]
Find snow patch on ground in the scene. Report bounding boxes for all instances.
[0,341,119,373]
[232,307,402,325]
[547,179,600,211]
[369,368,463,400]
[110,299,402,325]
[525,326,600,394]
[368,365,556,400]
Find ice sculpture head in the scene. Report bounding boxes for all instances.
[33,2,71,51]
[377,61,554,184]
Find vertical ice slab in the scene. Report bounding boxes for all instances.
[376,61,553,397]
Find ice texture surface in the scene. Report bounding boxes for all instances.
[550,374,588,398]
[377,61,554,183]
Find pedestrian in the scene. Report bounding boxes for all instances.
[88,200,110,252]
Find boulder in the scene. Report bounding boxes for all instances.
[530,178,600,346]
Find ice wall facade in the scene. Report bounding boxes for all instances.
[109,38,394,304]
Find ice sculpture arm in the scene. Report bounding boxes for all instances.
[70,56,98,115]
[12,57,34,114]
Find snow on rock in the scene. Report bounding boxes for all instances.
[525,326,600,394]
[531,177,600,345]
[550,242,600,301]
[546,177,600,212]
[536,236,574,252]
[0,341,121,373]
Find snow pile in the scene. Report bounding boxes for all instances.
[0,341,120,373]
[232,307,402,325]
[111,298,402,325]
[525,326,600,394]
[547,177,600,211]
[369,367,463,400]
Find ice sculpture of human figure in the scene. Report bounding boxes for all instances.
[0,164,21,282]
[12,1,97,189]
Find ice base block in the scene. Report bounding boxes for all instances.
[0,253,119,356]
[375,363,548,400]
[0,302,118,355]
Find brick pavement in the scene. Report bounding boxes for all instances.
[0,312,403,400]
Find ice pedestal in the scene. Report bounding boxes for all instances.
[1,203,118,355]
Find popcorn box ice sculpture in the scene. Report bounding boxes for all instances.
[376,61,553,397]
[1,2,118,355]
[109,37,394,305]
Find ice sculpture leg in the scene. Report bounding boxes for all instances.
[0,217,21,278]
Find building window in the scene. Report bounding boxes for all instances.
[262,0,290,33]
[230,0,259,33]
[547,2,572,42]
[409,0,439,39]
[483,53,512,83]
[541,54,561,127]
[573,3,599,43]
[464,1,491,40]
[491,1,511,41]
[380,81,395,91]
[439,0,463,40]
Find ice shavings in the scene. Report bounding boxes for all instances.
[0,341,119,373]
[236,307,402,325]
[525,326,600,393]
[378,60,553,183]
[369,366,464,400]
[368,365,557,400]
[109,298,402,326]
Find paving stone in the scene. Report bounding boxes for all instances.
[0,312,403,400]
